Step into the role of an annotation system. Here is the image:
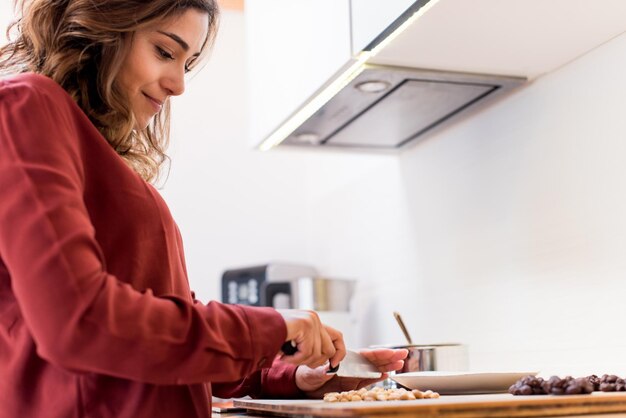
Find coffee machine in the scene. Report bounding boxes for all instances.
[221,263,318,307]
[221,263,357,346]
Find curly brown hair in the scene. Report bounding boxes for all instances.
[0,0,219,183]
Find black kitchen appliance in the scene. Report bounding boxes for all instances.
[221,263,318,307]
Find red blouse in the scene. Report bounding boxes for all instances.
[0,73,302,418]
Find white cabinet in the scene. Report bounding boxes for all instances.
[245,0,424,148]
[245,0,352,148]
[350,0,415,53]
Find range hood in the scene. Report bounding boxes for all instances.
[257,0,529,151]
[282,65,523,149]
[256,0,626,151]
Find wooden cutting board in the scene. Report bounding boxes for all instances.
[234,392,626,417]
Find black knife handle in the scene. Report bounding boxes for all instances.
[282,341,339,374]
[327,363,339,374]
[281,341,297,355]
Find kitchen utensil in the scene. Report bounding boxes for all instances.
[392,311,413,345]
[392,371,538,395]
[281,343,382,379]
[333,350,382,379]
[383,343,468,373]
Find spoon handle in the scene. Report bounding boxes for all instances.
[393,311,413,345]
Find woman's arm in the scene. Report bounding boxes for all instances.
[212,358,305,399]
[0,74,285,385]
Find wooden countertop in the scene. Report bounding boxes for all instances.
[232,393,626,418]
[212,412,626,418]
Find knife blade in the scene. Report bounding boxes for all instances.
[280,342,382,379]
[333,350,382,379]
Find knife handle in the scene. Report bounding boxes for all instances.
[281,341,297,355]
[327,363,339,374]
[281,341,339,374]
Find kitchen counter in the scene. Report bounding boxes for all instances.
[212,412,626,418]
[227,393,626,418]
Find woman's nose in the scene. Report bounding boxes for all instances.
[163,68,185,97]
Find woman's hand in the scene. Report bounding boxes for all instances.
[278,310,346,369]
[294,348,408,398]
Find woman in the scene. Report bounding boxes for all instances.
[0,1,407,417]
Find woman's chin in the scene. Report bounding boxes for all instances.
[134,116,152,131]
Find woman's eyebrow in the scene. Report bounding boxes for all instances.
[157,30,190,52]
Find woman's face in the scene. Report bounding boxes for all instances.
[116,9,209,130]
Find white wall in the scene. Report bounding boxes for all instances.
[160,10,315,300]
[301,31,626,376]
[0,2,14,45]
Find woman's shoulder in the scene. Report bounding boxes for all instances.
[0,72,83,124]
[0,72,72,103]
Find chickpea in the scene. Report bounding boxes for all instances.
[376,393,388,401]
[323,387,440,402]
[399,391,412,400]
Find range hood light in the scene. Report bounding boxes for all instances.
[294,132,321,145]
[258,53,370,151]
[355,80,391,93]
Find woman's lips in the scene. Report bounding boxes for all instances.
[143,92,163,113]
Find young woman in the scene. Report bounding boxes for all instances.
[0,1,407,417]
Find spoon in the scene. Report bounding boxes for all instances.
[393,311,413,345]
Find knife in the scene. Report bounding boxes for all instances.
[281,342,382,379]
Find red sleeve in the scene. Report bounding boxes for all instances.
[0,73,286,385]
[212,359,305,399]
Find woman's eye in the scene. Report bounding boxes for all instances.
[185,58,198,74]
[156,46,174,60]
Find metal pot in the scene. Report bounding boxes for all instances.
[391,344,469,373]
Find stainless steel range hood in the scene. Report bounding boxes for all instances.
[282,65,524,149]
[256,0,528,151]
[254,0,626,151]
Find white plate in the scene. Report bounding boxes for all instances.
[392,371,538,395]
